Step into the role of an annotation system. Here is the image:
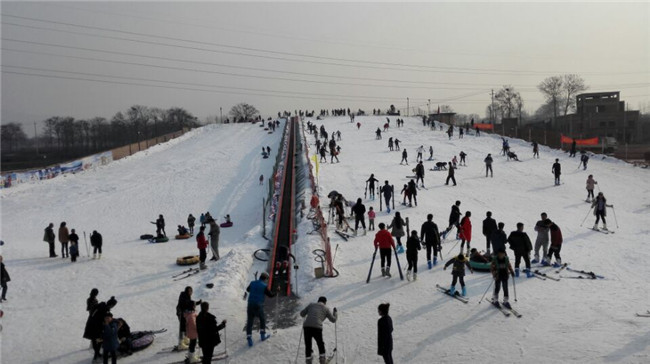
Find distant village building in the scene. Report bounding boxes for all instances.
[429,112,456,125]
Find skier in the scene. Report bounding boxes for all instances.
[532,213,552,264]
[90,230,102,259]
[420,214,441,269]
[407,180,418,207]
[592,192,613,231]
[183,303,200,363]
[373,223,396,277]
[442,201,462,239]
[490,222,507,256]
[58,222,70,259]
[388,211,406,253]
[586,175,597,202]
[377,303,393,364]
[416,145,425,162]
[415,161,425,187]
[451,155,458,169]
[532,141,539,158]
[445,161,457,186]
[196,226,208,270]
[380,181,393,213]
[368,207,376,231]
[388,137,394,151]
[581,153,589,170]
[405,230,421,281]
[484,153,493,178]
[351,198,367,235]
[459,211,472,255]
[482,211,498,255]
[459,151,467,166]
[428,146,433,160]
[375,128,382,140]
[443,253,473,296]
[491,247,515,308]
[0,255,9,302]
[177,286,201,350]
[208,218,221,261]
[552,159,562,185]
[197,302,227,364]
[245,272,276,346]
[366,174,379,200]
[187,214,196,235]
[400,149,408,165]
[44,222,56,257]
[507,223,533,278]
[543,222,563,267]
[300,296,337,364]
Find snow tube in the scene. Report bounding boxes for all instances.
[129,331,155,352]
[150,236,169,243]
[140,234,154,240]
[469,260,491,272]
[175,233,191,240]
[220,221,233,228]
[176,255,200,266]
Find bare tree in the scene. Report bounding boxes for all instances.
[538,76,563,122]
[440,104,454,113]
[494,85,522,119]
[229,103,259,122]
[1,123,27,152]
[562,74,587,116]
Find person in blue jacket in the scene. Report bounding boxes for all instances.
[245,272,276,347]
[102,313,119,364]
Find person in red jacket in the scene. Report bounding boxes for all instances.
[374,223,396,278]
[459,211,472,256]
[543,222,563,268]
[196,226,208,270]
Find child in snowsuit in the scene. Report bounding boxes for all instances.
[491,248,515,308]
[368,207,376,231]
[405,230,421,281]
[377,303,393,364]
[443,253,473,296]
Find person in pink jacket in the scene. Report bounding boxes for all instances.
[544,222,563,267]
[585,175,597,202]
[459,211,472,256]
[184,303,200,363]
[368,207,376,231]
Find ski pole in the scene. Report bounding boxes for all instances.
[447,239,460,256]
[83,231,90,257]
[224,323,227,355]
[512,274,517,302]
[294,328,303,364]
[478,278,494,304]
[611,205,619,228]
[334,314,338,364]
[579,206,594,227]
[332,244,339,265]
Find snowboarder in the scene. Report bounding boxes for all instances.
[416,145,425,162]
[377,303,393,364]
[586,175,597,202]
[188,214,196,235]
[380,182,393,213]
[90,230,102,259]
[592,192,612,231]
[368,207,376,231]
[482,212,497,255]
[544,222,563,267]
[245,272,276,346]
[58,221,70,259]
[552,159,561,185]
[197,226,208,270]
[177,286,201,350]
[300,296,338,364]
[442,201,462,239]
[443,253,473,296]
[366,174,379,200]
[415,161,425,187]
[208,218,220,261]
[532,213,552,264]
[459,211,472,255]
[484,153,493,178]
[374,223,396,277]
[491,248,515,308]
[44,222,56,257]
[405,230,421,281]
[507,223,533,278]
[445,161,457,186]
[459,151,467,166]
[400,149,408,165]
[197,301,227,364]
[581,153,589,170]
[420,214,441,268]
[352,198,367,235]
[0,255,10,302]
[388,212,406,253]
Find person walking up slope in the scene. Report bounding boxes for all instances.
[443,253,473,296]
[420,214,441,269]
[388,212,406,253]
[245,272,276,346]
[300,297,337,364]
[374,223,396,278]
[405,230,421,281]
[196,302,227,364]
[377,303,393,364]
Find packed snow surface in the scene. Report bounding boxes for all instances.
[1,117,649,363]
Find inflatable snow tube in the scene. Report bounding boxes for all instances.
[175,233,191,240]
[129,331,155,352]
[220,221,233,228]
[140,234,154,240]
[176,255,200,266]
[469,260,491,272]
[150,236,169,243]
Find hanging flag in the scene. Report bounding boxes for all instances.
[560,135,599,145]
[311,153,319,176]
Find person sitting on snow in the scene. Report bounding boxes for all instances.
[178,225,189,236]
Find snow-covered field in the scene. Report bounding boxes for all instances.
[1,116,649,364]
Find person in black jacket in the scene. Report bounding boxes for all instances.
[407,180,418,207]
[351,198,367,235]
[414,161,425,187]
[44,223,56,257]
[187,214,196,235]
[405,231,421,281]
[90,230,103,259]
[482,212,498,255]
[0,255,10,301]
[552,159,561,185]
[490,222,507,257]
[420,214,441,269]
[86,288,99,317]
[445,161,457,186]
[176,286,201,350]
[442,201,461,238]
[377,303,393,364]
[366,174,379,199]
[196,301,227,364]
[83,296,117,361]
[507,223,533,278]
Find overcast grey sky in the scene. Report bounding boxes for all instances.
[2,1,649,129]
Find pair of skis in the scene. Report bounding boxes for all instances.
[173,267,201,281]
[636,310,650,318]
[366,246,404,283]
[435,284,468,303]
[487,299,522,318]
[533,270,560,281]
[167,351,228,364]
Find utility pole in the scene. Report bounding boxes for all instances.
[491,89,495,124]
[34,121,39,155]
[407,97,410,117]
[427,99,431,115]
[220,107,223,124]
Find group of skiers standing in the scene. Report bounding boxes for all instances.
[43,222,103,260]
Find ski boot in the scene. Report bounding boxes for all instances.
[433,256,438,266]
[318,354,327,364]
[531,257,539,264]
[552,261,562,268]
[541,259,551,267]
[602,223,608,231]
[397,245,404,254]
[186,351,200,363]
[305,357,313,364]
[200,262,207,270]
[491,295,500,307]
[449,285,456,295]
[427,260,432,270]
[387,207,391,213]
[502,299,512,310]
[461,286,467,297]
[515,268,520,278]
[381,267,386,277]
[525,268,534,278]
[406,270,411,281]
[260,331,271,341]
[413,273,417,281]
[592,223,598,231]
[247,335,253,347]
[385,267,392,278]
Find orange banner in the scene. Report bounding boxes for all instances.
[561,135,599,145]
[474,123,494,130]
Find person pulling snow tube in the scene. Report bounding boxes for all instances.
[140,234,154,240]
[149,236,169,243]
[176,255,200,266]
[175,233,192,240]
